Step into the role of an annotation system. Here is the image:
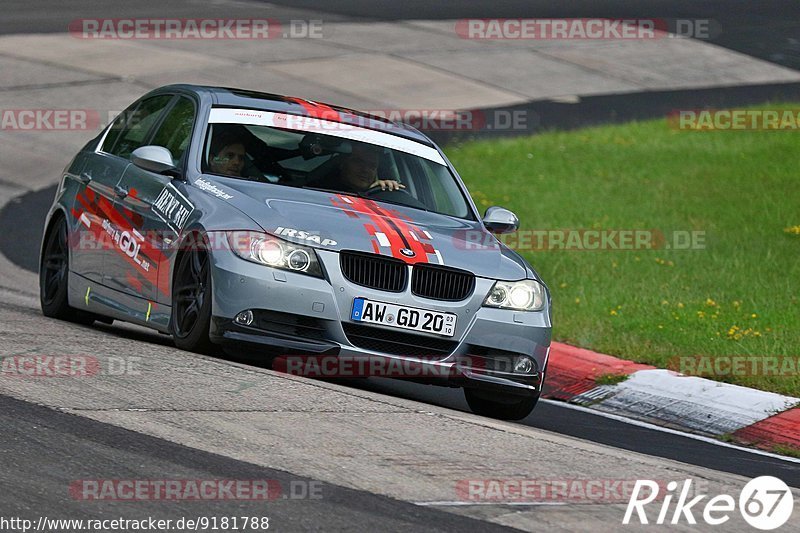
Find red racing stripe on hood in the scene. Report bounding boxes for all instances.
[331,194,432,264]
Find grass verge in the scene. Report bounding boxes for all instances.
[446,103,800,397]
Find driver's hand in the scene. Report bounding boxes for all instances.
[371,179,406,191]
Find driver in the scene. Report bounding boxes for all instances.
[324,143,405,194]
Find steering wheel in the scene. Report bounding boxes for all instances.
[362,185,428,210]
[363,184,412,197]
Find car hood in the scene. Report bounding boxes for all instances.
[194,176,531,280]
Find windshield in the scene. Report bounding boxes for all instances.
[204,108,473,219]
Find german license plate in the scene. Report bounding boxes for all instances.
[351,298,457,337]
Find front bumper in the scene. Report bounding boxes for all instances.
[209,247,551,394]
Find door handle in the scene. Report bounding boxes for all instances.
[114,184,128,198]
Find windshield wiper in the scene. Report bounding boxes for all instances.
[301,185,345,194]
[355,191,430,212]
[301,185,430,212]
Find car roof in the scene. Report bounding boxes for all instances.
[156,84,436,147]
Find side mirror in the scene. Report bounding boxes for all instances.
[131,146,177,174]
[483,206,519,234]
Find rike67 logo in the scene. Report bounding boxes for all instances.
[624,476,794,529]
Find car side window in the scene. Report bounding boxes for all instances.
[106,95,173,160]
[101,112,128,154]
[151,97,196,167]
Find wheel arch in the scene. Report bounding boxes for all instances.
[169,225,213,307]
[39,207,70,273]
[169,225,215,353]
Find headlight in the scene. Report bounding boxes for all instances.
[226,231,323,277]
[483,280,545,311]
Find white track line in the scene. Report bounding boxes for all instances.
[415,501,568,507]
[541,399,800,464]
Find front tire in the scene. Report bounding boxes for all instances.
[39,215,95,325]
[464,388,539,420]
[170,246,214,354]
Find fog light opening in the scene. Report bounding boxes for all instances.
[235,310,254,326]
[513,356,534,374]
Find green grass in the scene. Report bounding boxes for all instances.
[445,103,800,397]
[717,433,735,443]
[594,373,630,386]
[772,444,800,459]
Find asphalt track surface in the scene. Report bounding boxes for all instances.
[0,394,516,532]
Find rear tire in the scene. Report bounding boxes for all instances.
[464,388,539,420]
[39,215,96,325]
[170,246,214,354]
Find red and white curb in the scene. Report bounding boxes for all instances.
[543,342,800,452]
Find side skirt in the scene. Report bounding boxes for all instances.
[68,271,171,333]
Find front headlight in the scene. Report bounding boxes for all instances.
[483,279,545,311]
[226,231,323,277]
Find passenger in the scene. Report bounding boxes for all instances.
[208,131,246,177]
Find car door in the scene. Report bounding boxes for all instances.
[108,95,197,304]
[89,94,174,299]
[69,104,148,283]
